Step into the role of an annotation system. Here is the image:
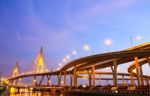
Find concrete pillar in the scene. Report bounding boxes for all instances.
[34,76,37,85]
[73,66,77,87]
[57,73,61,86]
[47,75,51,86]
[92,64,95,86]
[87,70,92,86]
[70,74,73,87]
[140,66,144,85]
[134,56,142,86]
[122,75,125,86]
[99,74,101,85]
[64,71,66,86]
[112,59,118,86]
[147,79,149,86]
[130,73,135,86]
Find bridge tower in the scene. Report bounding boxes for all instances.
[35,47,45,73]
[12,61,19,77]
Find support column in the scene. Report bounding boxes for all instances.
[70,73,73,87]
[57,73,62,86]
[39,75,44,85]
[47,75,51,86]
[122,75,125,86]
[147,79,149,86]
[64,71,66,86]
[111,59,118,86]
[140,66,144,85]
[134,56,142,86]
[130,73,135,86]
[34,76,37,85]
[92,64,95,86]
[73,66,77,87]
[87,69,92,86]
[99,74,101,85]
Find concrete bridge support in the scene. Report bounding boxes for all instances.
[47,75,51,85]
[111,59,118,86]
[73,66,77,87]
[140,66,144,85]
[130,73,135,86]
[70,73,73,87]
[39,75,44,85]
[64,71,66,86]
[134,56,142,86]
[87,69,92,86]
[92,64,95,86]
[57,73,62,86]
[34,76,37,85]
[122,75,125,86]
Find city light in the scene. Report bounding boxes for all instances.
[57,67,60,70]
[72,50,77,55]
[66,55,70,59]
[135,36,142,41]
[59,63,62,67]
[105,39,112,52]
[63,58,67,62]
[83,44,90,51]
[105,39,112,46]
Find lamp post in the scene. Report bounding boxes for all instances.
[135,36,142,44]
[83,44,90,56]
[66,55,70,60]
[105,39,112,52]
[72,50,77,60]
[59,63,62,67]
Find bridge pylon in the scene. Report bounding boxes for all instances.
[12,61,19,77]
[35,46,45,73]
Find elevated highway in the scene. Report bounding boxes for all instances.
[6,42,150,88]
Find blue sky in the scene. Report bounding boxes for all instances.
[0,0,150,78]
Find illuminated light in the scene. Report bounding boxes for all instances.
[10,87,15,94]
[59,63,62,67]
[57,67,60,70]
[105,39,112,46]
[63,58,67,62]
[83,44,90,51]
[83,84,86,88]
[135,36,142,41]
[66,55,70,59]
[35,47,45,73]
[48,80,51,84]
[72,50,77,55]
[61,81,64,84]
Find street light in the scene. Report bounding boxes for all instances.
[59,63,62,67]
[57,67,60,70]
[72,50,77,55]
[135,36,142,41]
[105,39,112,52]
[135,36,142,44]
[66,55,70,60]
[83,44,90,55]
[72,50,77,59]
[63,58,67,63]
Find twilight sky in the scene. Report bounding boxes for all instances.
[0,0,150,77]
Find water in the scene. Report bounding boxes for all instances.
[10,91,64,96]
[10,87,64,96]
